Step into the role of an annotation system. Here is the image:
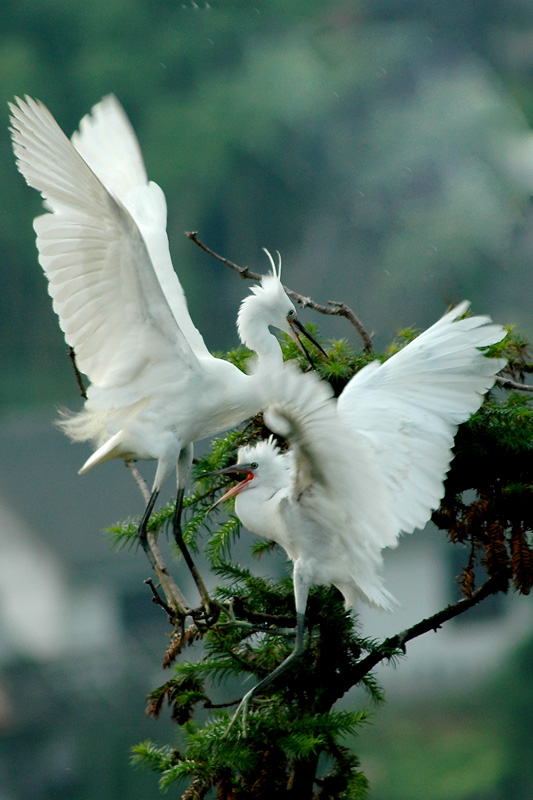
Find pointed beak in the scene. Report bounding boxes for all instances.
[203,463,256,506]
[287,315,327,367]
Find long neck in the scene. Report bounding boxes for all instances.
[237,303,284,367]
[249,329,284,367]
[194,357,263,438]
[235,483,286,543]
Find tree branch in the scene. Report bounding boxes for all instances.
[349,576,500,685]
[145,577,174,617]
[186,231,374,353]
[229,596,296,628]
[326,301,374,353]
[496,375,533,392]
[68,347,87,399]
[126,461,193,618]
[126,460,151,504]
[146,528,193,618]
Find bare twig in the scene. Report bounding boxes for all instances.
[145,578,174,617]
[126,460,151,504]
[230,596,296,628]
[349,576,499,684]
[68,347,87,399]
[496,375,533,392]
[147,528,193,617]
[326,301,374,353]
[186,231,374,353]
[186,231,251,278]
[126,462,192,617]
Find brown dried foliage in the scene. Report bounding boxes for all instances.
[510,528,533,594]
[483,521,511,585]
[182,776,211,800]
[447,496,491,544]
[145,687,168,720]
[145,675,206,725]
[163,625,203,669]
[459,564,476,598]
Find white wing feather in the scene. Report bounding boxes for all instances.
[337,302,506,534]
[263,365,399,610]
[256,307,504,611]
[71,94,148,198]
[9,96,199,402]
[70,95,211,358]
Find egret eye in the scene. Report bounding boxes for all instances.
[250,462,258,470]
[287,309,296,319]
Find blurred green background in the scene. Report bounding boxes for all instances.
[0,1,532,798]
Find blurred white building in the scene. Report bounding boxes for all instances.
[357,528,533,695]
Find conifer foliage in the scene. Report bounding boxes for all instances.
[110,324,532,799]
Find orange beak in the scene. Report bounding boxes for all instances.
[204,463,257,506]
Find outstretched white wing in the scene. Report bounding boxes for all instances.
[337,303,506,534]
[71,95,211,358]
[264,364,398,545]
[9,95,201,404]
[72,94,148,201]
[263,365,399,609]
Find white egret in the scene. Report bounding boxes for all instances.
[9,95,324,562]
[212,303,506,721]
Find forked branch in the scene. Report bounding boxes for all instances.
[496,375,533,392]
[186,231,374,353]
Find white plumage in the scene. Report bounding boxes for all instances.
[213,303,506,720]
[224,303,506,610]
[9,95,322,538]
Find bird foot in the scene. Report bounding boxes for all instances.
[223,690,254,739]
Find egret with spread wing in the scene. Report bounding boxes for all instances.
[9,95,324,559]
[212,303,506,723]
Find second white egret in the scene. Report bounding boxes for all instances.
[212,303,506,720]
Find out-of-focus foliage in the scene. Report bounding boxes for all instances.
[353,631,533,800]
[2,0,533,412]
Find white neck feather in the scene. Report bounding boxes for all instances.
[237,296,284,364]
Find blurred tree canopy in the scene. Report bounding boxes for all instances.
[2,0,533,413]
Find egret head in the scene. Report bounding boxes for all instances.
[207,438,288,504]
[237,249,326,364]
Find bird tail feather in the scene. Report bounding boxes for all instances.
[78,430,128,474]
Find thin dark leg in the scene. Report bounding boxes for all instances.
[136,485,192,616]
[227,561,310,736]
[172,446,213,614]
[226,610,306,737]
[137,488,160,570]
[172,485,196,573]
[172,444,194,564]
